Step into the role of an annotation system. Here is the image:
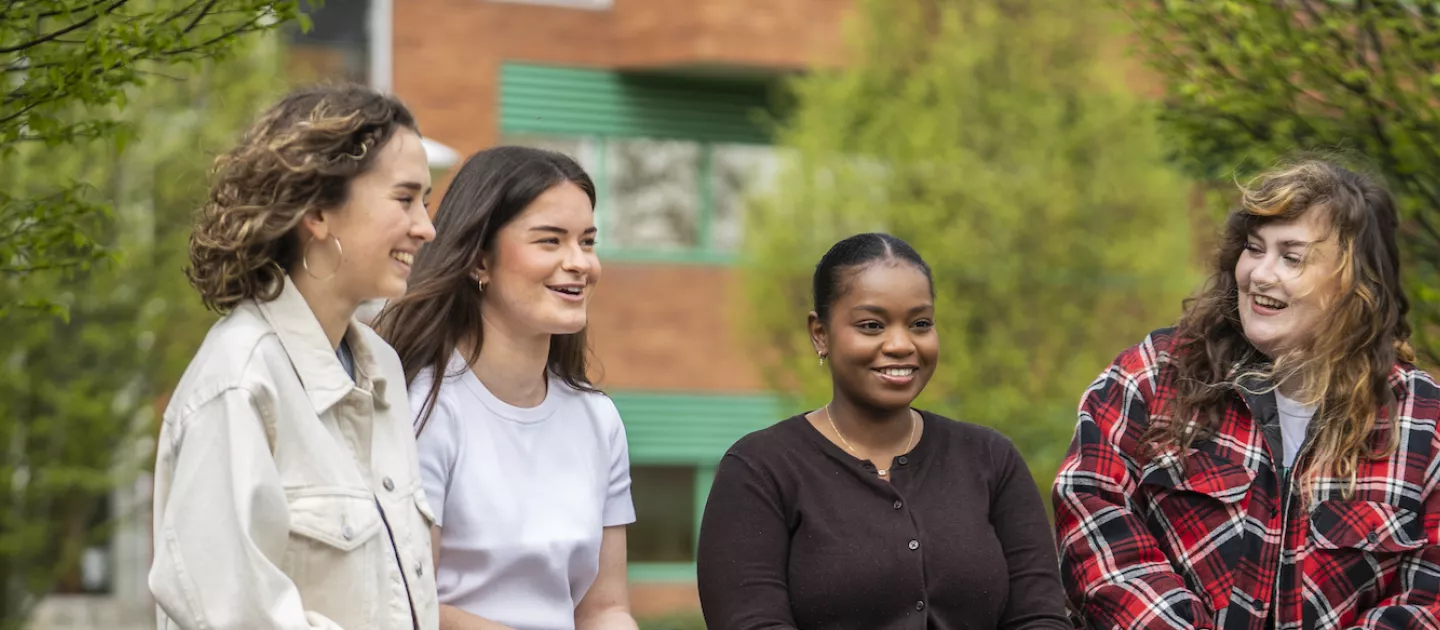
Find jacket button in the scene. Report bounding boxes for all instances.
[916,600,926,611]
[1367,531,1379,545]
[383,477,395,492]
[342,525,354,540]
[893,500,903,510]
[416,561,424,577]
[897,456,908,465]
[907,539,919,550]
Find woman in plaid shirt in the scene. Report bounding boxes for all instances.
[1053,158,1440,630]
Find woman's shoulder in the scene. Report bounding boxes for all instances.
[724,414,815,461]
[919,411,1021,457]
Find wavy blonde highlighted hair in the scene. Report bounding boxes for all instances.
[186,84,419,312]
[1149,158,1412,500]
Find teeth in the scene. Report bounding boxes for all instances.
[1254,295,1287,309]
[391,252,413,265]
[880,368,915,377]
[552,286,582,295]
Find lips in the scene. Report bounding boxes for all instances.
[873,365,919,386]
[548,283,585,301]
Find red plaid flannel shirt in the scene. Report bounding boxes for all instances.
[1053,328,1440,630]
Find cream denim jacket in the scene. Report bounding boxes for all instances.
[149,277,440,630]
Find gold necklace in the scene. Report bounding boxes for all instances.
[824,403,917,477]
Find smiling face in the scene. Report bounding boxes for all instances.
[302,129,435,303]
[810,261,939,412]
[1235,209,1342,358]
[477,181,599,338]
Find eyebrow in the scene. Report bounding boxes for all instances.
[395,181,432,196]
[852,304,934,315]
[529,225,599,235]
[1246,231,1312,248]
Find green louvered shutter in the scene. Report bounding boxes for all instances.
[500,63,776,143]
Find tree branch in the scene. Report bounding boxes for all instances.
[0,0,130,55]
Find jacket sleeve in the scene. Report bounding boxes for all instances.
[1052,353,1214,630]
[149,388,346,630]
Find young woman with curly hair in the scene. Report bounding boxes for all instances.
[148,84,440,630]
[1053,159,1440,630]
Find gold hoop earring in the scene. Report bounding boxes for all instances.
[302,235,343,281]
[477,279,486,293]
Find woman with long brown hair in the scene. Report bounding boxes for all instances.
[149,84,439,629]
[376,146,638,630]
[1053,158,1440,629]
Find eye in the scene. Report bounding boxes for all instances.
[537,237,561,245]
[581,237,598,248]
[856,321,883,333]
[397,196,415,207]
[1243,241,1263,254]
[1284,253,1304,266]
[912,319,935,330]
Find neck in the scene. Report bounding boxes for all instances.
[826,394,914,450]
[469,313,551,408]
[289,271,356,350]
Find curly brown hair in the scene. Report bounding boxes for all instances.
[1149,158,1412,501]
[186,83,419,312]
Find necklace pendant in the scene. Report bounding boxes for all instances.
[878,469,888,476]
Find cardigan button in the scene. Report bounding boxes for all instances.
[382,477,395,492]
[1366,531,1379,545]
[897,456,909,465]
[916,600,926,611]
[893,500,903,510]
[907,539,919,550]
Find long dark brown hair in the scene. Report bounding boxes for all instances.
[375,146,598,433]
[1151,158,1413,500]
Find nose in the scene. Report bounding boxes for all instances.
[1251,252,1282,289]
[881,327,917,357]
[411,206,437,243]
[561,240,595,274]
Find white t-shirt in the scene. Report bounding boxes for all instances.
[1275,390,1318,468]
[412,352,635,630]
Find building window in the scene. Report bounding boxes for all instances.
[285,0,371,84]
[499,134,781,263]
[628,466,697,563]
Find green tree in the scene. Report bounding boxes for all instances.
[0,32,286,627]
[1123,0,1440,363]
[1,0,302,318]
[740,0,1199,485]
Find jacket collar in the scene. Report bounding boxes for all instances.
[254,275,390,415]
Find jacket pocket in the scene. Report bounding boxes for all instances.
[287,488,383,551]
[282,487,383,621]
[1140,449,1257,503]
[1309,500,1427,553]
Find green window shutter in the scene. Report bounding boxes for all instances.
[609,391,788,465]
[500,63,776,144]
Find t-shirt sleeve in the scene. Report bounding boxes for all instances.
[599,396,636,527]
[412,377,459,528]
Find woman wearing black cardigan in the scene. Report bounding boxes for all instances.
[696,233,1069,630]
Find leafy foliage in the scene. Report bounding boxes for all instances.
[1,0,303,315]
[1125,0,1440,363]
[0,33,286,627]
[740,0,1200,486]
